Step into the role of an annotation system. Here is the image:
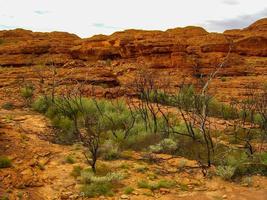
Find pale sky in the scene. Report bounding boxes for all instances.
[0,0,266,38]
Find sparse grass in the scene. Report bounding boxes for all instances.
[120,151,134,160]
[119,163,131,170]
[0,39,5,45]
[137,180,150,189]
[0,195,9,200]
[102,150,120,161]
[0,156,12,168]
[72,142,83,150]
[95,163,112,175]
[1,102,14,110]
[156,179,176,189]
[70,165,83,178]
[179,183,189,191]
[135,166,148,173]
[241,176,253,187]
[80,170,124,198]
[6,188,12,193]
[65,155,75,164]
[137,179,176,191]
[81,170,124,184]
[216,165,235,181]
[20,85,34,100]
[17,192,23,200]
[81,182,114,197]
[148,173,158,180]
[37,162,45,170]
[124,186,134,194]
[220,77,227,82]
[4,115,14,122]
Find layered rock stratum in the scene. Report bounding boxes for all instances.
[0,18,266,102]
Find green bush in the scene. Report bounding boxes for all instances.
[101,140,120,160]
[32,96,51,113]
[216,165,235,180]
[20,85,34,99]
[52,117,76,144]
[149,138,177,154]
[81,182,114,197]
[65,155,75,164]
[156,179,176,189]
[124,186,134,194]
[0,156,12,168]
[70,165,83,178]
[1,102,14,110]
[234,163,267,177]
[221,77,227,82]
[137,180,150,189]
[80,170,124,197]
[0,195,9,200]
[135,166,148,173]
[0,39,5,45]
[260,152,267,165]
[137,179,176,191]
[81,171,124,184]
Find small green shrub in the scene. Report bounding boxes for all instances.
[220,77,227,82]
[124,186,134,194]
[0,156,12,168]
[149,138,177,154]
[81,171,124,184]
[0,195,9,200]
[32,96,51,113]
[179,183,189,191]
[1,102,14,110]
[52,117,76,144]
[0,39,5,45]
[17,192,23,200]
[80,169,124,197]
[101,140,120,160]
[70,165,83,178]
[137,180,150,189]
[241,176,253,187]
[216,165,235,180]
[119,163,130,169]
[65,155,75,164]
[148,173,158,180]
[135,166,148,173]
[20,85,34,101]
[81,182,114,197]
[260,152,267,165]
[137,179,176,191]
[178,159,187,168]
[37,162,45,170]
[156,179,176,189]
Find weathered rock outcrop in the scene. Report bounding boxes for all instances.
[0,18,266,101]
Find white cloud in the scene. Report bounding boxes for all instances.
[222,0,239,5]
[205,8,267,32]
[0,0,266,37]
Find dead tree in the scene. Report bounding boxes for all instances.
[32,61,75,103]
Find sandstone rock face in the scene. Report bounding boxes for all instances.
[0,18,266,101]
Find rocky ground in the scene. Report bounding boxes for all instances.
[0,108,267,200]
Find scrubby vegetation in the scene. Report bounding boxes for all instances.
[1,102,14,110]
[0,156,12,168]
[137,179,176,191]
[23,64,267,198]
[20,84,35,106]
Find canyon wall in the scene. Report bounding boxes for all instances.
[0,18,266,102]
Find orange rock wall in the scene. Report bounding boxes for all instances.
[0,18,266,102]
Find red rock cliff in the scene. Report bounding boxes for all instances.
[0,18,266,101]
